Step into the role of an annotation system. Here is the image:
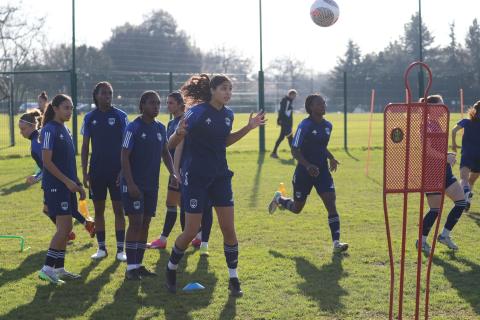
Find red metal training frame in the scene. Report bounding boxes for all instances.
[383,62,450,319]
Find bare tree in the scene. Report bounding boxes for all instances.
[0,4,45,101]
[267,56,306,88]
[202,45,253,74]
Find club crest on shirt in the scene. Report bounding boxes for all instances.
[141,133,146,139]
[325,127,331,135]
[190,199,198,209]
[61,202,69,211]
[108,118,116,126]
[206,118,212,125]
[133,201,141,210]
[92,120,97,125]
[225,117,231,127]
[59,134,64,140]
[157,133,162,141]
[312,130,318,135]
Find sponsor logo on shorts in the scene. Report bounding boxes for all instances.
[108,118,116,126]
[312,130,318,135]
[61,202,69,211]
[295,191,302,199]
[190,199,198,209]
[50,188,57,193]
[133,201,141,210]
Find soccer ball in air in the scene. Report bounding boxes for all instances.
[310,0,340,27]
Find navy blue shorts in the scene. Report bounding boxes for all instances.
[44,187,78,217]
[292,165,335,202]
[460,153,480,173]
[427,164,457,195]
[89,173,121,201]
[181,171,234,214]
[121,184,158,217]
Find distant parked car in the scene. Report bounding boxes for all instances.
[76,103,94,114]
[18,102,39,113]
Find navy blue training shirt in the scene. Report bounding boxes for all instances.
[41,121,78,189]
[182,103,234,177]
[167,115,182,159]
[81,106,128,176]
[122,117,167,190]
[292,117,333,170]
[458,118,480,157]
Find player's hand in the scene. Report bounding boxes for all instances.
[78,185,87,200]
[307,164,320,177]
[329,158,340,172]
[127,183,142,199]
[247,111,267,130]
[65,179,80,193]
[175,118,187,136]
[169,174,179,189]
[83,172,90,189]
[447,152,456,166]
[26,175,37,185]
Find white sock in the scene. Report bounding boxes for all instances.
[422,236,428,244]
[441,228,451,237]
[196,231,202,240]
[228,268,238,278]
[160,235,167,242]
[201,242,208,248]
[127,264,137,271]
[167,261,178,270]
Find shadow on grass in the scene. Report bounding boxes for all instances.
[465,212,480,228]
[433,253,480,316]
[269,250,349,313]
[0,176,25,189]
[0,182,29,196]
[2,259,120,320]
[91,249,218,320]
[248,152,265,208]
[0,250,46,290]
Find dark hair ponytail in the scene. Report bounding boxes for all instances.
[304,94,325,114]
[181,73,231,107]
[93,81,113,106]
[42,94,71,127]
[20,109,42,129]
[469,100,480,122]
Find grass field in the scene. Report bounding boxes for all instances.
[0,112,479,319]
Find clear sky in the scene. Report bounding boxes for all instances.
[12,0,480,73]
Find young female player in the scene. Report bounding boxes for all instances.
[165,74,265,296]
[38,94,87,284]
[81,82,128,261]
[268,94,349,253]
[19,110,94,240]
[452,100,480,212]
[148,92,214,256]
[121,91,175,280]
[416,95,467,254]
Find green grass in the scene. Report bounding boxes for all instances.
[0,113,479,319]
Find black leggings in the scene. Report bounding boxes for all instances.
[273,125,293,154]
